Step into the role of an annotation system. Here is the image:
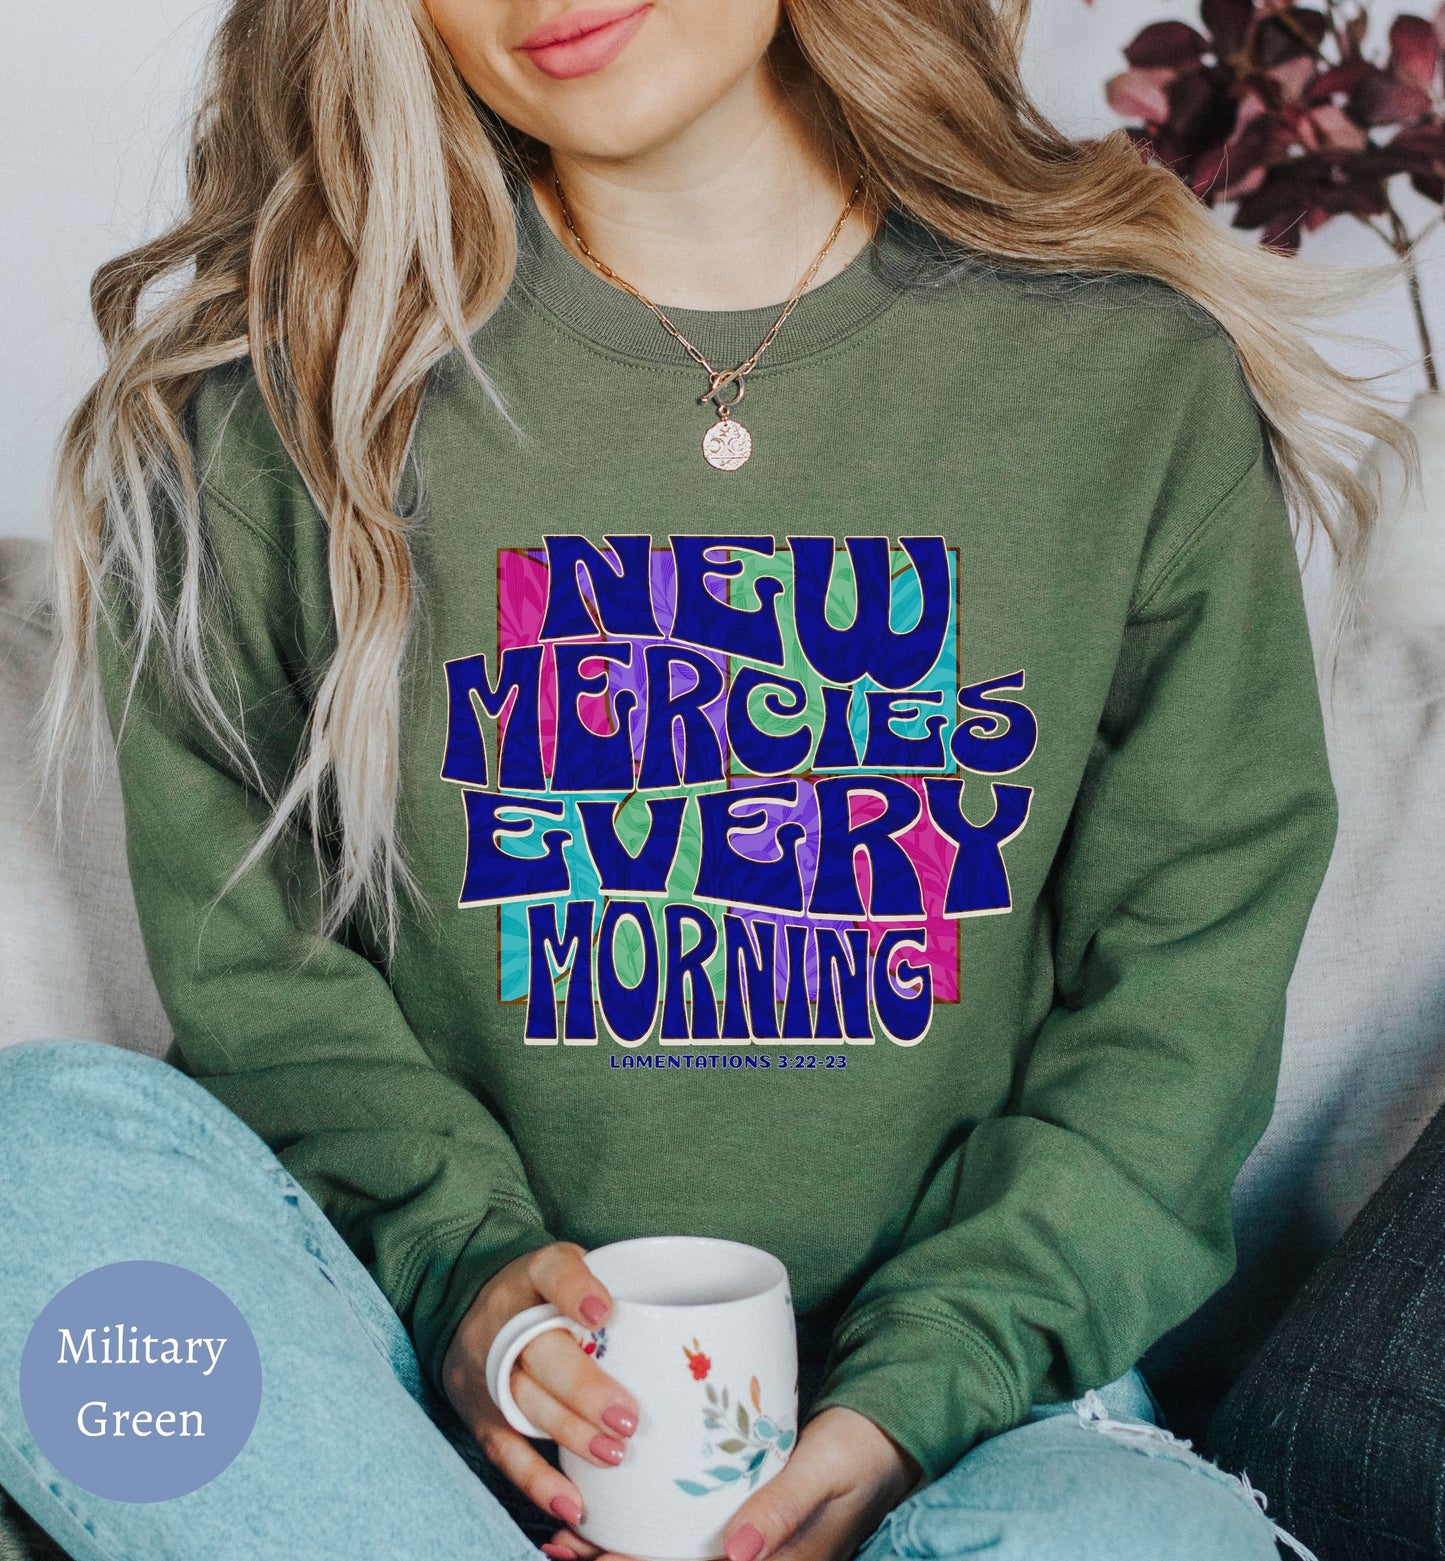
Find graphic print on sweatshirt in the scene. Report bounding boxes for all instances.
[441,536,1037,1046]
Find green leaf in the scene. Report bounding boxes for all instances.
[717,1439,745,1453]
[736,1403,750,1434]
[722,1387,729,1407]
[706,1467,744,1483]
[748,1450,768,1471]
[676,1480,712,1496]
[776,1429,795,1451]
[755,1418,777,1440]
[705,1384,717,1404]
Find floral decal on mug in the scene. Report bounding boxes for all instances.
[576,1325,607,1361]
[675,1346,797,1496]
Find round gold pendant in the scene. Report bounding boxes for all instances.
[702,416,752,471]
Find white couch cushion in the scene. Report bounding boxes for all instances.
[0,537,169,1054]
[1144,394,1445,1420]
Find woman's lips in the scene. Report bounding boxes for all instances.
[518,4,652,79]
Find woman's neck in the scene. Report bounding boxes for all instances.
[527,54,876,312]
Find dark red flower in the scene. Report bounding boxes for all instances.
[1102,0,1445,248]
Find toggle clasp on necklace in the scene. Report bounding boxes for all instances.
[701,369,747,416]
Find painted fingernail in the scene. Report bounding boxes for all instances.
[602,1402,638,1436]
[726,1524,765,1561]
[580,1294,607,1327]
[549,1494,584,1526]
[590,1432,626,1464]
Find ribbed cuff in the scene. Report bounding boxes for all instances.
[801,1305,1023,1487]
[411,1210,559,1401]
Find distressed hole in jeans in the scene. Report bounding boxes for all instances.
[1072,1391,1319,1561]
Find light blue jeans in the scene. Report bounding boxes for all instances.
[0,1040,1300,1561]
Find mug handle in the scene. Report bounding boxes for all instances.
[485,1302,591,1439]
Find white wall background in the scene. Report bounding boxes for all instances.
[3,0,1440,543]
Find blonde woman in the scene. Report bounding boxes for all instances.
[0,0,1412,1557]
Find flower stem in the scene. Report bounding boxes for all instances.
[1387,206,1440,395]
[1363,207,1440,394]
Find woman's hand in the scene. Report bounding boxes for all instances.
[442,1240,642,1531]
[539,1405,922,1561]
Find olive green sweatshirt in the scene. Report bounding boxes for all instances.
[97,177,1337,1488]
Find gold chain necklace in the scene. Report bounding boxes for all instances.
[550,166,868,470]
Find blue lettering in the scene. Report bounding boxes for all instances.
[872,930,932,1043]
[461,793,570,905]
[814,929,872,1040]
[640,646,726,790]
[695,783,806,913]
[441,647,544,790]
[525,901,596,1041]
[862,690,949,769]
[791,537,950,690]
[813,685,860,769]
[661,906,719,1040]
[670,536,784,665]
[540,535,660,640]
[950,671,1038,774]
[576,797,687,894]
[924,779,1033,914]
[726,667,812,776]
[597,901,659,1045]
[720,916,779,1040]
[552,642,637,792]
[780,924,814,1039]
[811,777,924,919]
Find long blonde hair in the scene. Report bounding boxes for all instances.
[41,0,1419,954]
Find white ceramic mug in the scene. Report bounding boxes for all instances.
[485,1234,799,1561]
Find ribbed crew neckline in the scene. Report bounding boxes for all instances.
[509,173,929,371]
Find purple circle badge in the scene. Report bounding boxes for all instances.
[20,1261,262,1502]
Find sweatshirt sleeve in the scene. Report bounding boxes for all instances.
[801,429,1338,1486]
[95,464,557,1399]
